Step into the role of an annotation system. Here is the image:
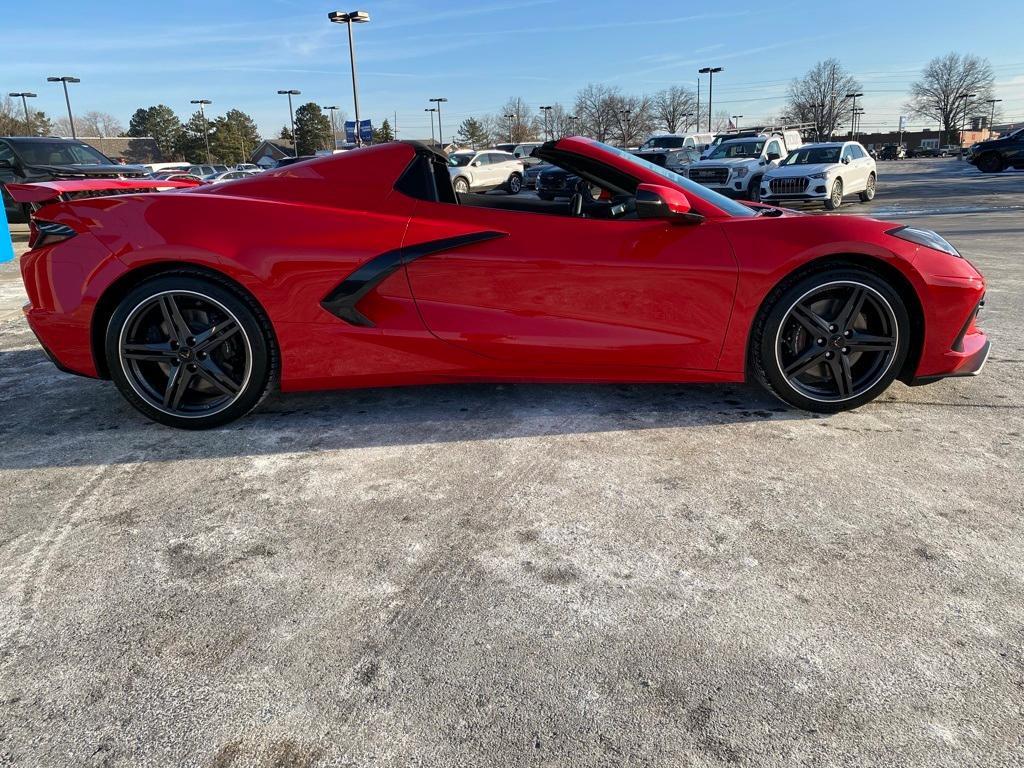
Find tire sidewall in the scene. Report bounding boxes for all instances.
[507,173,522,194]
[754,267,910,412]
[825,179,843,210]
[104,275,272,429]
[454,177,470,193]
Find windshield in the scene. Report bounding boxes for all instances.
[782,146,841,165]
[708,140,764,159]
[12,141,112,166]
[596,142,756,218]
[448,154,474,167]
[641,136,686,150]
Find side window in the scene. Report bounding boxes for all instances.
[473,154,489,166]
[849,145,866,159]
[491,153,512,165]
[0,142,15,166]
[767,140,782,158]
[841,145,854,162]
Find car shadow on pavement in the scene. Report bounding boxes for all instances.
[0,346,805,469]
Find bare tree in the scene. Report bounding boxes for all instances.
[486,97,541,145]
[653,86,697,133]
[608,93,655,147]
[786,59,861,140]
[906,52,995,142]
[55,111,124,137]
[574,83,621,143]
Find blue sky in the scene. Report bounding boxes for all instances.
[3,0,1023,139]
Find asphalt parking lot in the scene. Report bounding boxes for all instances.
[0,158,1022,767]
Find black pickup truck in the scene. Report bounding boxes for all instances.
[967,126,1024,173]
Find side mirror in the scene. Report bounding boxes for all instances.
[841,156,850,164]
[636,183,699,223]
[766,152,782,162]
[471,159,482,167]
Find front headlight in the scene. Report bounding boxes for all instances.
[887,226,960,257]
[732,167,748,179]
[807,171,829,179]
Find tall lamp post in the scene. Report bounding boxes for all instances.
[619,109,632,146]
[8,92,37,135]
[731,114,743,132]
[190,99,213,164]
[47,76,80,138]
[959,92,975,148]
[504,113,515,143]
[429,97,448,147]
[845,92,863,139]
[568,114,578,135]
[985,98,1002,136]
[277,90,301,156]
[323,105,340,149]
[698,66,722,133]
[425,108,437,145]
[328,11,370,147]
[539,105,553,140]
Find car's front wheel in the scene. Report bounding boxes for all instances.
[748,175,763,202]
[751,267,910,413]
[505,173,522,194]
[453,177,470,194]
[858,173,876,202]
[976,152,1004,173]
[105,274,275,429]
[824,179,843,210]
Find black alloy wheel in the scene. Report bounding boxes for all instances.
[752,269,910,412]
[106,275,274,428]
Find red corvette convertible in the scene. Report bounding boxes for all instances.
[12,138,988,429]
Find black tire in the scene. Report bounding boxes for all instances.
[824,178,843,210]
[977,152,1004,173]
[748,175,763,202]
[537,192,554,201]
[750,266,910,413]
[505,173,523,195]
[858,172,876,203]
[453,177,470,194]
[105,274,275,429]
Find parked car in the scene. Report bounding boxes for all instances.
[186,164,217,177]
[910,146,940,158]
[151,172,206,184]
[447,150,524,194]
[491,143,517,153]
[938,145,963,157]
[536,166,582,200]
[204,170,260,183]
[878,145,906,161]
[633,133,709,172]
[233,163,261,172]
[512,142,543,161]
[10,138,988,428]
[523,161,551,190]
[274,156,318,167]
[967,126,1024,173]
[0,136,148,222]
[687,131,803,201]
[759,142,877,210]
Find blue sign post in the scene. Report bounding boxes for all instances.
[0,198,14,264]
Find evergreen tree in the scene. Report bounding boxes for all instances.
[127,105,184,160]
[175,111,211,162]
[279,126,293,141]
[210,109,261,165]
[293,103,332,155]
[456,117,490,149]
[372,118,394,144]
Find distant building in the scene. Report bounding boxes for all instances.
[250,139,295,167]
[851,127,993,150]
[79,136,162,163]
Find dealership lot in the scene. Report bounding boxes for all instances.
[0,159,1022,765]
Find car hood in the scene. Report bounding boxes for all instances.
[693,157,761,167]
[766,163,835,178]
[22,162,148,178]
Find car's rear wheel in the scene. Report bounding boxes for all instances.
[748,175,763,202]
[506,173,522,194]
[751,268,910,413]
[858,173,876,202]
[977,152,1004,173]
[824,179,843,210]
[105,275,274,429]
[453,177,470,194]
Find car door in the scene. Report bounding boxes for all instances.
[488,153,513,186]
[401,199,738,372]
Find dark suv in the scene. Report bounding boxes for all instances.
[1,136,147,221]
[967,127,1024,173]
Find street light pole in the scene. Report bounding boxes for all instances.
[959,93,976,148]
[190,99,213,164]
[328,11,370,147]
[698,67,722,133]
[425,108,437,145]
[323,105,340,149]
[846,92,863,140]
[619,109,631,146]
[504,113,514,143]
[731,115,743,131]
[277,90,301,156]
[539,105,553,140]
[986,98,1002,136]
[429,98,448,147]
[8,92,37,135]
[47,76,80,138]
[568,114,577,136]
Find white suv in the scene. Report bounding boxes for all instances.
[687,133,799,201]
[448,150,524,194]
[759,142,877,210]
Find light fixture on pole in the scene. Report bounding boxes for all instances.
[959,92,975,148]
[190,99,213,164]
[425,108,437,145]
[429,98,448,147]
[277,90,301,157]
[539,105,553,140]
[8,92,37,136]
[731,115,743,131]
[698,67,722,132]
[619,109,632,146]
[504,113,515,143]
[323,105,340,150]
[328,11,370,147]
[985,98,1002,135]
[47,76,80,138]
[845,92,863,139]
[567,114,578,136]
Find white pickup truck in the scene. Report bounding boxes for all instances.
[687,130,803,202]
[632,132,714,172]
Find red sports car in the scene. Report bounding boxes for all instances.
[12,138,988,429]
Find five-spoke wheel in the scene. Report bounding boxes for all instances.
[752,268,910,412]
[106,275,274,429]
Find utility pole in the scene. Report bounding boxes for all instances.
[846,92,863,140]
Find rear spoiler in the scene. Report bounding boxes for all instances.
[4,178,201,206]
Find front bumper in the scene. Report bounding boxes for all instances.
[910,336,990,385]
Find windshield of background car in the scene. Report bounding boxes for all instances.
[641,137,686,149]
[448,154,474,167]
[596,142,756,218]
[708,140,765,159]
[782,146,842,165]
[12,141,111,165]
